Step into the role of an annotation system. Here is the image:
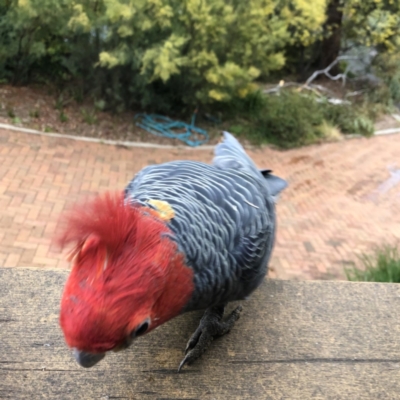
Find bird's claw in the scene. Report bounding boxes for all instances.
[178,304,243,372]
[178,330,213,372]
[184,328,202,354]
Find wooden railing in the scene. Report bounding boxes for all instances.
[1,267,399,399]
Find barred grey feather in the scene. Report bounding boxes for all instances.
[124,132,286,311]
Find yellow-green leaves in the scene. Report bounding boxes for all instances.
[201,63,260,103]
[68,4,90,32]
[104,0,135,23]
[16,0,37,18]
[0,0,355,110]
[281,0,328,46]
[98,52,120,69]
[141,34,189,82]
[98,46,128,68]
[343,0,400,51]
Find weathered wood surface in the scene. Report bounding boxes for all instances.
[1,268,400,400]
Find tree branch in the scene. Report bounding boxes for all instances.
[302,55,357,88]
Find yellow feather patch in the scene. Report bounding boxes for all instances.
[147,199,175,222]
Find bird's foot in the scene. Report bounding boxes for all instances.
[178,304,242,372]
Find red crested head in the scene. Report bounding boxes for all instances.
[57,192,194,363]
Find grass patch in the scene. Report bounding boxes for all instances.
[319,120,342,141]
[346,245,400,283]
[29,109,40,118]
[59,110,68,123]
[7,107,15,118]
[81,108,97,125]
[320,101,375,137]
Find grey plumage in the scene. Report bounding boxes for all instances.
[124,132,287,311]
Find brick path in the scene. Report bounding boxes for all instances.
[1,128,400,280]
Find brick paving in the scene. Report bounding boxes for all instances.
[1,127,400,280]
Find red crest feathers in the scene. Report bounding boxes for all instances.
[57,191,144,254]
[58,191,194,353]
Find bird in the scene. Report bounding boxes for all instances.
[58,131,287,371]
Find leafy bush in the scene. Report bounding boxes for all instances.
[370,53,400,108]
[342,0,400,52]
[0,0,73,83]
[321,101,375,137]
[227,90,375,148]
[0,0,328,113]
[251,91,325,148]
[346,245,400,283]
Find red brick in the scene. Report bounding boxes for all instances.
[1,127,400,278]
[5,253,21,267]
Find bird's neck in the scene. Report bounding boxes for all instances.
[150,249,194,329]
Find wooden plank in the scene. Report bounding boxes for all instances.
[1,267,400,399]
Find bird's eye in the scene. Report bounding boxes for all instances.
[132,320,149,338]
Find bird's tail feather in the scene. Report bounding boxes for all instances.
[213,131,260,176]
[214,132,288,200]
[260,169,288,202]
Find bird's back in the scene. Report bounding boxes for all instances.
[125,133,285,311]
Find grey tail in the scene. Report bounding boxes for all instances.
[260,169,288,199]
[214,131,288,198]
[213,131,260,176]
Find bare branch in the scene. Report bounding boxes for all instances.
[302,56,357,88]
[262,56,364,106]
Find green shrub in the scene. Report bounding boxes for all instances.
[346,245,400,283]
[0,0,328,113]
[342,1,400,52]
[251,91,325,148]
[370,53,400,108]
[227,90,375,148]
[0,0,74,83]
[321,101,375,137]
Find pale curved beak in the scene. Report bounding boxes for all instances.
[73,348,105,368]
